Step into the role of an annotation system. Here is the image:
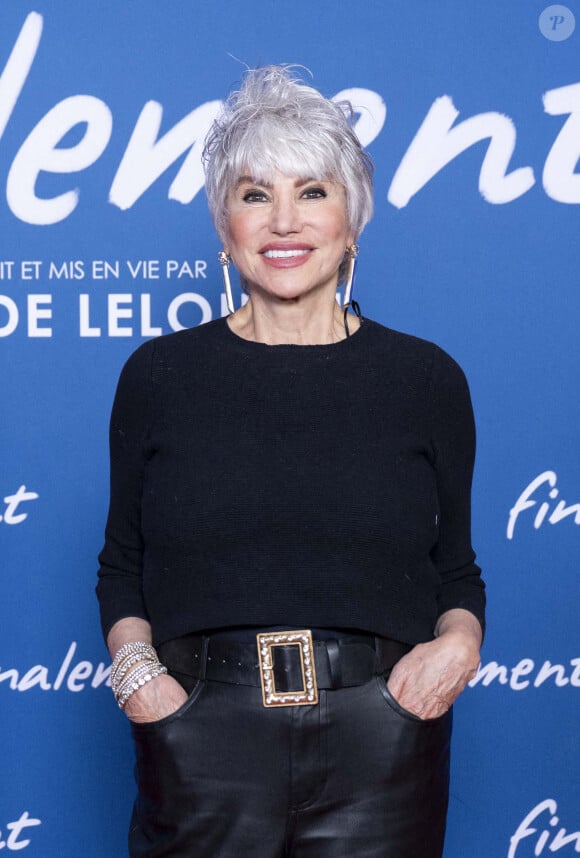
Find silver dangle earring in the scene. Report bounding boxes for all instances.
[218,250,235,315]
[342,243,359,308]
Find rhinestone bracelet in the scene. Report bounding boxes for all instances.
[111,641,157,679]
[115,660,159,698]
[111,650,157,687]
[112,641,157,670]
[111,642,162,698]
[117,665,167,710]
[114,657,160,694]
[116,662,168,709]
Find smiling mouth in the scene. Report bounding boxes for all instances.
[262,249,311,259]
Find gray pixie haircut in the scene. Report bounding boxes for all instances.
[203,65,374,242]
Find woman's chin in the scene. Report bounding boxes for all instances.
[248,278,339,306]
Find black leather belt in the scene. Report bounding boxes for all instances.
[158,630,411,708]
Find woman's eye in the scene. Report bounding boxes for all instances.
[302,187,327,199]
[242,190,268,203]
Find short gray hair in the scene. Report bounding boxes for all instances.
[203,65,374,242]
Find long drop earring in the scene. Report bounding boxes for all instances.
[342,243,359,309]
[218,251,235,315]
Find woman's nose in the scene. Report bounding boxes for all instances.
[269,197,301,235]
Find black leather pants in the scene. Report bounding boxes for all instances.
[128,642,452,857]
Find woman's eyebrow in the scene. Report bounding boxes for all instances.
[235,176,321,189]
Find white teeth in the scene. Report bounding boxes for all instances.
[263,249,310,258]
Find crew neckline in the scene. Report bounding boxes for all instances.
[221,314,369,351]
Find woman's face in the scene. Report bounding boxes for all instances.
[224,171,354,304]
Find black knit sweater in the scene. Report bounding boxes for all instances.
[97,317,485,646]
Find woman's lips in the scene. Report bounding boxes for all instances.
[259,245,313,268]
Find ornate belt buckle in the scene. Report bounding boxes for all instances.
[257,630,318,708]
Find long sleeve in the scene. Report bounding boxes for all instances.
[96,340,155,639]
[429,346,486,633]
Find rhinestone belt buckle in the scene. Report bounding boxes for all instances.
[257,630,318,708]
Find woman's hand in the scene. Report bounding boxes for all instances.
[106,616,189,724]
[386,608,482,719]
[123,673,189,724]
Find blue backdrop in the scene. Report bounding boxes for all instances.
[1,2,579,855]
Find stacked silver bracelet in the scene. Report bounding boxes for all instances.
[110,641,167,709]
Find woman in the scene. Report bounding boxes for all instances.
[97,65,485,857]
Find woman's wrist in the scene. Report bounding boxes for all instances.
[435,608,482,647]
[110,639,167,709]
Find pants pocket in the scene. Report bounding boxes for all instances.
[130,679,205,807]
[129,676,205,736]
[378,675,451,725]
